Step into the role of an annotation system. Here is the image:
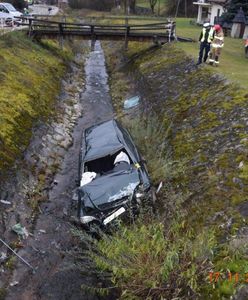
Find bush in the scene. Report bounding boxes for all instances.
[68,0,113,11]
[0,32,72,177]
[9,0,27,10]
[123,116,186,185]
[81,218,217,299]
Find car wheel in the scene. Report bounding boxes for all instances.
[87,220,103,239]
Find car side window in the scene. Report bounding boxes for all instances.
[0,5,8,13]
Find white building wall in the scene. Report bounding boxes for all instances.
[243,25,248,39]
[231,23,241,38]
[209,4,224,25]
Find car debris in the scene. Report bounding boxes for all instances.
[0,200,11,205]
[0,251,7,262]
[12,223,29,239]
[77,119,150,230]
[124,96,140,109]
[10,281,19,287]
[0,237,35,271]
[156,181,163,194]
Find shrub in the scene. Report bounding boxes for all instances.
[80,217,217,299]
[123,116,186,186]
[68,0,113,11]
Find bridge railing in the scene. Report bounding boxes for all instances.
[18,17,180,48]
[20,17,175,36]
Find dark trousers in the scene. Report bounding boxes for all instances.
[198,42,211,64]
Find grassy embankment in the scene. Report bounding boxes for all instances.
[176,18,248,91]
[0,32,73,178]
[73,13,248,300]
[72,12,247,90]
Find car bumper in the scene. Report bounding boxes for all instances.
[80,206,127,227]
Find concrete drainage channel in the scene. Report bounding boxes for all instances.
[0,41,113,300]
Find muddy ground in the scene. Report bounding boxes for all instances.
[0,41,114,300]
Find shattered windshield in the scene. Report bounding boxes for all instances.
[80,169,140,209]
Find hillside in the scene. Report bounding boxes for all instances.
[0,13,248,300]
[86,40,248,299]
[0,32,72,178]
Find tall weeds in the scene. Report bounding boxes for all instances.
[123,116,186,185]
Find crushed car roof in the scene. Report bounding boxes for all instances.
[84,119,124,161]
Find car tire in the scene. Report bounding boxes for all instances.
[87,220,103,239]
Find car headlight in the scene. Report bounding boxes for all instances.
[80,216,97,224]
[135,192,144,199]
[134,191,145,204]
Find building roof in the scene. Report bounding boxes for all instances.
[193,1,210,7]
[233,7,246,24]
[208,0,227,3]
[193,0,227,6]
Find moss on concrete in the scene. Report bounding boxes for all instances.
[0,32,73,177]
[102,40,248,299]
[0,288,7,300]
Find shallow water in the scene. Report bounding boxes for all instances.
[4,41,113,300]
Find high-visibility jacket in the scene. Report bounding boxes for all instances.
[199,27,214,43]
[212,30,224,48]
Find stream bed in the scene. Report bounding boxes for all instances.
[0,41,113,300]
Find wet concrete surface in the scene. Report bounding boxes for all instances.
[1,41,114,300]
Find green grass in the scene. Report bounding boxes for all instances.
[136,0,153,9]
[0,31,73,176]
[86,13,248,91]
[136,0,168,11]
[87,13,248,90]
[99,33,248,299]
[176,18,248,91]
[80,217,218,299]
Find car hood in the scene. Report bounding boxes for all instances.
[79,169,140,209]
[10,11,22,17]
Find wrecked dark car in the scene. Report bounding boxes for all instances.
[77,119,150,228]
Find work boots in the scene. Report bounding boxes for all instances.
[208,52,214,65]
[214,56,219,66]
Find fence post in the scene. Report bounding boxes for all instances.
[28,18,32,38]
[124,17,129,50]
[61,15,66,29]
[59,22,63,49]
[91,25,96,51]
[172,21,177,41]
